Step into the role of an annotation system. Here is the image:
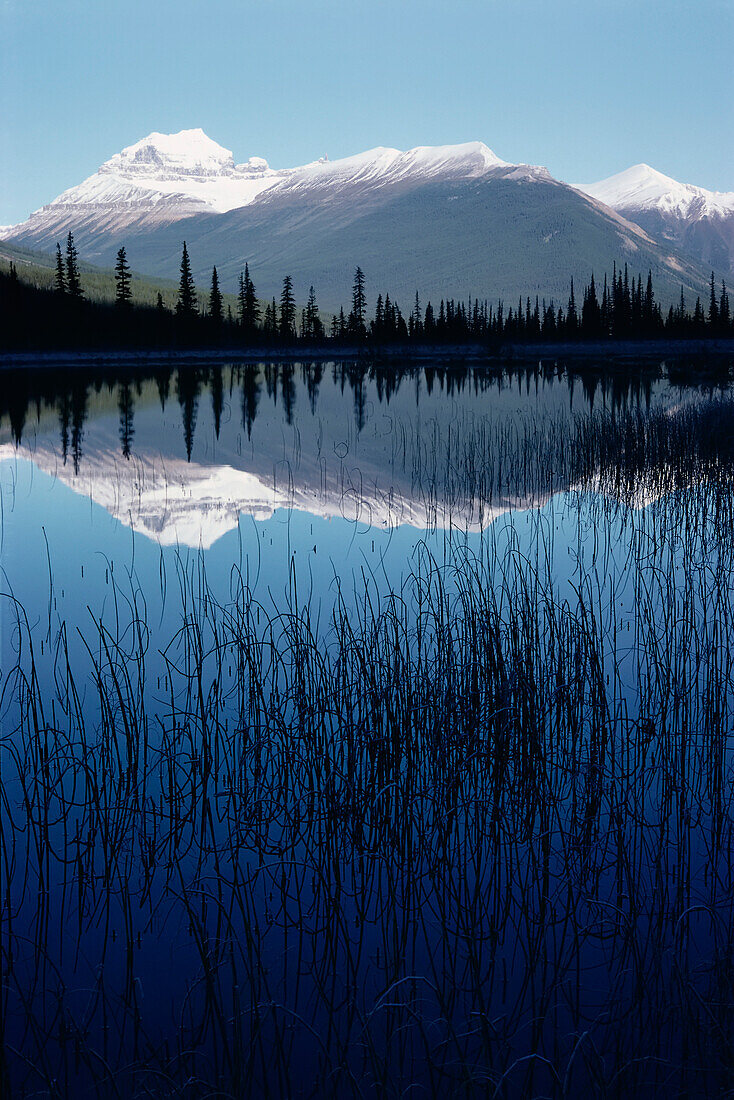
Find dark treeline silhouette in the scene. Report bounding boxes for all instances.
[2,236,733,352]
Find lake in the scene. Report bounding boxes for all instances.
[2,357,734,1098]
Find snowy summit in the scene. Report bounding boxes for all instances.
[576,163,734,220]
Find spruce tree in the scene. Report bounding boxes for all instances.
[411,290,422,338]
[242,263,260,333]
[263,297,278,337]
[54,243,66,294]
[238,272,247,324]
[114,246,132,307]
[176,241,197,318]
[209,266,223,325]
[304,285,322,340]
[709,271,719,328]
[349,267,367,339]
[566,278,578,334]
[720,281,730,328]
[279,274,296,338]
[65,232,83,298]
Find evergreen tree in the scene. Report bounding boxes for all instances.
[238,272,247,324]
[54,243,66,294]
[263,297,279,337]
[114,246,132,307]
[720,281,730,328]
[209,266,223,325]
[304,285,323,340]
[65,232,83,298]
[279,274,296,338]
[566,278,578,335]
[349,267,367,339]
[372,293,384,338]
[238,263,260,334]
[410,291,422,338]
[581,273,601,336]
[643,270,655,333]
[176,242,197,317]
[709,271,719,328]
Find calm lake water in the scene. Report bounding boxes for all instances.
[2,358,734,1098]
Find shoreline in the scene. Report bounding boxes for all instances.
[1,337,734,369]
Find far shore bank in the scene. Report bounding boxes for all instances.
[1,337,734,370]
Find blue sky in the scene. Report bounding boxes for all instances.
[1,0,732,224]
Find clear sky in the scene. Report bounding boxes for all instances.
[1,0,732,224]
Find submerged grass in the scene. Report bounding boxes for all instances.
[3,392,734,1097]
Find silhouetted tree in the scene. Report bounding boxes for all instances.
[304,285,323,340]
[114,246,132,307]
[410,291,422,338]
[238,263,260,335]
[349,266,367,338]
[721,281,731,328]
[279,275,296,338]
[54,244,66,294]
[209,266,223,325]
[176,242,197,318]
[709,271,719,328]
[566,278,578,335]
[65,232,83,298]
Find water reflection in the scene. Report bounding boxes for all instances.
[0,359,710,548]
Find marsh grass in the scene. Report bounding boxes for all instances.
[3,390,734,1097]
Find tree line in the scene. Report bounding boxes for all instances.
[2,233,733,352]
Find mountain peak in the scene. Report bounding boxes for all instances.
[102,128,238,179]
[576,163,734,217]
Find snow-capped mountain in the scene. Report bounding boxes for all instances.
[0,129,290,243]
[1,129,713,307]
[0,131,518,247]
[576,164,734,277]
